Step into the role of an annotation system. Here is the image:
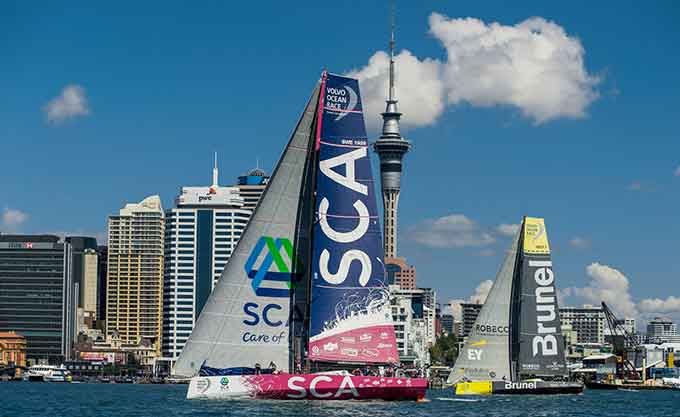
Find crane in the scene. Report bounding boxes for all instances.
[601,302,642,379]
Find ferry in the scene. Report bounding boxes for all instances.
[26,365,72,382]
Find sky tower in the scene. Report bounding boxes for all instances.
[373,10,411,259]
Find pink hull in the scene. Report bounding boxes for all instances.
[242,374,428,401]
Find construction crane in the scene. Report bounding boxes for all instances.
[601,301,642,379]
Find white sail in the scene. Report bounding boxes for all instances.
[173,81,321,377]
[447,230,521,384]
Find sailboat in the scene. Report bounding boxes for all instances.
[448,217,584,395]
[175,71,428,401]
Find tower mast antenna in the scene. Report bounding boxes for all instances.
[212,151,219,187]
[389,0,396,102]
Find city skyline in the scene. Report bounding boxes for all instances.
[3,1,680,324]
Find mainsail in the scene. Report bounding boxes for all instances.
[307,73,399,364]
[515,217,566,377]
[447,229,520,384]
[173,81,321,377]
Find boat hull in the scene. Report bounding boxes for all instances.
[455,381,584,395]
[187,373,428,400]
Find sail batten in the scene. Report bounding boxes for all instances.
[173,81,322,377]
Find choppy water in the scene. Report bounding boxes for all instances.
[2,382,678,417]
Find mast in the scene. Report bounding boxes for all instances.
[292,71,326,372]
[508,218,525,382]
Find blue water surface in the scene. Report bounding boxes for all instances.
[2,382,678,417]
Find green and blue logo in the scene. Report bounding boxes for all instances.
[244,236,301,298]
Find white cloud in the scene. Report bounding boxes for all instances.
[449,279,494,320]
[411,213,495,248]
[469,280,493,304]
[348,50,445,130]
[1,208,28,232]
[496,223,520,237]
[562,263,680,322]
[568,237,591,249]
[44,84,90,123]
[571,263,638,318]
[351,13,599,128]
[638,297,680,315]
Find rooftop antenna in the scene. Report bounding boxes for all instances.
[212,151,219,187]
[388,0,396,102]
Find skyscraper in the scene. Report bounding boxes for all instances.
[162,156,253,361]
[0,235,74,363]
[373,18,411,259]
[64,237,99,335]
[236,167,269,212]
[106,195,165,356]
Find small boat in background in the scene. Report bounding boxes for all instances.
[26,365,71,382]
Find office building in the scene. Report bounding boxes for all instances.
[96,245,108,327]
[65,237,99,335]
[384,257,416,290]
[646,317,680,344]
[441,314,454,335]
[106,195,165,356]
[236,167,269,212]
[0,235,75,363]
[162,158,252,360]
[559,305,605,344]
[461,303,483,339]
[389,286,436,367]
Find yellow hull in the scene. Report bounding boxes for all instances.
[455,381,493,395]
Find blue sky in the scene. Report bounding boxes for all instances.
[2,1,679,323]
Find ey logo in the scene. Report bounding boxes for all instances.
[244,236,300,298]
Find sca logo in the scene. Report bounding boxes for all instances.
[243,236,300,329]
[244,236,301,297]
[220,377,229,387]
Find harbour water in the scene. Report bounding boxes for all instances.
[2,383,678,417]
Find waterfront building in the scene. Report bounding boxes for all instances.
[389,286,436,367]
[162,157,251,361]
[646,317,680,344]
[453,320,463,338]
[0,235,74,363]
[603,317,636,336]
[96,245,108,328]
[65,237,99,335]
[559,305,605,344]
[384,256,416,289]
[373,22,411,259]
[106,195,165,357]
[461,303,483,338]
[0,331,27,377]
[236,167,269,212]
[441,314,454,335]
